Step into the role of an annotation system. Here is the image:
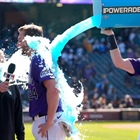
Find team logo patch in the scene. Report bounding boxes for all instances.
[40,67,54,78]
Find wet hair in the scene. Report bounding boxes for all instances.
[18,23,43,37]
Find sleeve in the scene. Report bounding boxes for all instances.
[32,56,55,83]
[14,85,25,140]
[128,58,140,76]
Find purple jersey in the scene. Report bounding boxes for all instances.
[128,58,140,76]
[28,54,63,117]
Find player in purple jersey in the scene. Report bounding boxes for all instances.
[17,24,66,140]
[28,54,63,117]
[101,29,140,76]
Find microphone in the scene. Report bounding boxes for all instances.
[4,63,16,82]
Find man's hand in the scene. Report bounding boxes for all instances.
[101,29,114,36]
[38,121,54,138]
[0,81,9,93]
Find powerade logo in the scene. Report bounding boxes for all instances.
[103,6,140,14]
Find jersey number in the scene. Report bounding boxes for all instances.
[29,87,38,100]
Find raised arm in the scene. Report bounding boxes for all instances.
[101,29,135,74]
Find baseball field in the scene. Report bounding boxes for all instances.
[24,121,140,140]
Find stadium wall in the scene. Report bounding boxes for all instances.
[23,108,140,122]
[79,108,140,121]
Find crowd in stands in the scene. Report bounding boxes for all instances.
[0,24,140,110]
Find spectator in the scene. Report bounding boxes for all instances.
[82,95,90,110]
[123,94,134,108]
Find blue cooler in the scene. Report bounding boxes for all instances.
[93,0,140,28]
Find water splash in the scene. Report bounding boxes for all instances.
[25,35,84,138]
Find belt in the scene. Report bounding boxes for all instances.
[33,112,62,121]
[33,114,45,121]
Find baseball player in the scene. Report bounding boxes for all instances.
[17,24,66,140]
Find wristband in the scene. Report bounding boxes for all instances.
[107,35,118,50]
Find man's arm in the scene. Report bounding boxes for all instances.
[38,79,59,137]
[101,29,135,74]
[44,79,59,125]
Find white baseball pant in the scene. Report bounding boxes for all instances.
[32,112,66,140]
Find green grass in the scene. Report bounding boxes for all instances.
[25,121,140,140]
[24,123,34,140]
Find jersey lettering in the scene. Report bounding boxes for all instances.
[40,67,55,78]
[29,87,38,100]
